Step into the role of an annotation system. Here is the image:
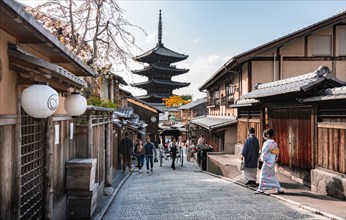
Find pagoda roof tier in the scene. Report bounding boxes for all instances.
[132,64,189,77]
[136,93,171,103]
[133,44,188,64]
[131,79,190,90]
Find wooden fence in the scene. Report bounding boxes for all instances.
[316,122,346,173]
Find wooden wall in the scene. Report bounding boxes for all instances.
[52,117,75,206]
[75,111,113,187]
[0,117,17,220]
[316,122,346,173]
[237,118,262,145]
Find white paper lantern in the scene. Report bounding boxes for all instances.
[21,84,59,118]
[64,93,87,116]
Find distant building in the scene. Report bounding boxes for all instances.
[131,10,190,103]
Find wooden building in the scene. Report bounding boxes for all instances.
[198,10,346,155]
[299,86,346,199]
[0,0,97,219]
[178,97,208,123]
[127,97,162,145]
[233,66,346,199]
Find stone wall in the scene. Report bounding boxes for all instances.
[311,167,346,200]
[207,153,242,179]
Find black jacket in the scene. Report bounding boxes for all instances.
[120,137,133,156]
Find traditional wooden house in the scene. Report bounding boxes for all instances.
[101,72,128,106]
[234,66,345,185]
[199,11,346,154]
[0,0,99,219]
[127,97,162,145]
[298,86,346,199]
[178,97,207,123]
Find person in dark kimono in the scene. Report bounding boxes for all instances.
[169,137,178,170]
[241,127,260,186]
[120,132,134,174]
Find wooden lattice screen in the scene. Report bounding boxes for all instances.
[20,112,45,219]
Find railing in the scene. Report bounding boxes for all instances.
[208,96,234,107]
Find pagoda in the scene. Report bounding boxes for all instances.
[131,10,190,103]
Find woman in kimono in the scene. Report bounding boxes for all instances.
[255,128,284,194]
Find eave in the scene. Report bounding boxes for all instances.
[132,64,189,76]
[0,0,96,77]
[199,10,346,91]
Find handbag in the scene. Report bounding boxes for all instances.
[240,161,244,170]
[154,155,158,162]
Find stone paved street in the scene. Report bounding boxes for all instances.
[103,158,328,220]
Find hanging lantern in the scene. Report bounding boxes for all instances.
[64,93,87,116]
[21,83,59,118]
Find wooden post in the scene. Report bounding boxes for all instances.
[88,112,93,158]
[15,83,21,220]
[105,114,112,186]
[44,116,54,219]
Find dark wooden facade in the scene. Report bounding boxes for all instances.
[127,98,160,145]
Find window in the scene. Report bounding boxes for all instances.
[226,84,236,96]
[312,35,332,56]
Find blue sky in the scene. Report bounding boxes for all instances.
[21,0,346,99]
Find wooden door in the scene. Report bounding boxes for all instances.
[268,107,312,171]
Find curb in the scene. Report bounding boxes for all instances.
[200,168,343,220]
[91,173,131,220]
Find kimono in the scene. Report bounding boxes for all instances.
[241,134,259,182]
[258,139,282,191]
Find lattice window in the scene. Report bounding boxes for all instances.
[20,111,45,219]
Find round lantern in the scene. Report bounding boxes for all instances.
[21,83,59,118]
[64,93,87,116]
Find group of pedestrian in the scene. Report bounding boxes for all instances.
[120,132,157,174]
[241,127,284,194]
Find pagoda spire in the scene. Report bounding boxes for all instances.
[158,10,163,46]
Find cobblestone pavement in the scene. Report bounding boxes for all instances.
[103,159,328,220]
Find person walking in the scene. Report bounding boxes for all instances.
[255,128,284,194]
[197,134,206,145]
[169,137,178,170]
[120,132,134,174]
[241,127,260,186]
[144,136,157,173]
[134,139,145,173]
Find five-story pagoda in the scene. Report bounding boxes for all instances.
[131,10,190,103]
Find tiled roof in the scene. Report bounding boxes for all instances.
[199,10,346,91]
[132,64,189,76]
[229,99,260,108]
[133,45,188,61]
[241,66,345,99]
[190,115,237,131]
[131,79,190,88]
[178,97,207,110]
[299,86,346,102]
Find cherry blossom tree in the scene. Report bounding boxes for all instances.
[28,0,146,69]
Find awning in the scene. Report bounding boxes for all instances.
[190,116,237,131]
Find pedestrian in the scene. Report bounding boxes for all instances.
[186,136,192,154]
[187,141,196,161]
[144,136,157,173]
[197,134,206,145]
[241,127,260,186]
[255,128,284,194]
[169,137,178,170]
[134,139,144,173]
[120,131,134,174]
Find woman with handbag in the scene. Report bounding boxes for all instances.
[255,128,284,194]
